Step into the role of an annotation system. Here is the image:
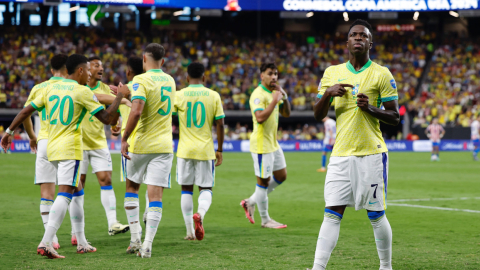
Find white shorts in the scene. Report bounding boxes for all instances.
[324,153,388,211]
[126,153,173,188]
[176,158,216,187]
[50,160,81,187]
[34,139,57,185]
[251,148,287,179]
[80,148,112,174]
[120,155,127,182]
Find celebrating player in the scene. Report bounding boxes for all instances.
[121,43,176,258]
[471,115,480,161]
[425,118,445,161]
[317,116,336,172]
[310,20,399,270]
[173,62,225,241]
[22,54,68,250]
[1,54,128,258]
[72,56,128,241]
[240,63,291,229]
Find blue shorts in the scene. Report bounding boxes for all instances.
[473,139,480,147]
[324,144,333,152]
[432,142,440,147]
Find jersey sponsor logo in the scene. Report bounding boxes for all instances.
[390,79,397,89]
[132,83,139,91]
[254,98,261,105]
[93,95,99,103]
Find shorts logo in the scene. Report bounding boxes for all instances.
[390,79,397,89]
[133,83,139,91]
[266,166,271,174]
[254,98,261,105]
[93,95,99,103]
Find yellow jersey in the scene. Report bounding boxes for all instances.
[118,82,133,136]
[317,60,398,157]
[173,84,225,160]
[129,69,176,154]
[249,84,283,154]
[80,81,114,150]
[30,79,104,161]
[25,76,64,141]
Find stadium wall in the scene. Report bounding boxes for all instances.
[8,140,475,153]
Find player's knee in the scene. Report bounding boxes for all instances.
[367,210,385,221]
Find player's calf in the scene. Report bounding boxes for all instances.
[367,211,392,270]
[311,208,344,270]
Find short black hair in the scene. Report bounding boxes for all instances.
[145,43,165,61]
[260,63,277,73]
[127,56,143,76]
[187,62,205,79]
[348,19,373,35]
[50,54,68,71]
[66,54,88,75]
[88,56,101,62]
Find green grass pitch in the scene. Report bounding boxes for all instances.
[0,152,479,269]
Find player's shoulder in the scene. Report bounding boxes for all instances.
[251,86,265,97]
[371,61,393,75]
[325,63,347,74]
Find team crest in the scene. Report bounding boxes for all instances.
[254,98,261,105]
[390,79,397,89]
[93,95,99,102]
[352,84,360,96]
[133,83,139,91]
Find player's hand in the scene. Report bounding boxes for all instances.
[29,137,37,154]
[109,85,118,95]
[325,84,352,97]
[272,90,283,103]
[111,125,121,137]
[118,83,130,98]
[356,93,370,111]
[215,151,223,166]
[121,140,131,160]
[1,134,12,153]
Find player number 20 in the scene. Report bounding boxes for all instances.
[49,95,74,125]
[186,101,206,128]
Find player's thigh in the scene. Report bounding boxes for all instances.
[144,153,174,188]
[353,153,388,211]
[251,151,274,179]
[324,156,354,207]
[194,159,215,188]
[272,148,287,172]
[89,148,112,173]
[176,157,195,186]
[80,150,90,175]
[54,160,81,188]
[126,153,149,185]
[35,139,57,184]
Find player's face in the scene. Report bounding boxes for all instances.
[261,68,278,89]
[90,59,104,80]
[79,63,91,86]
[347,25,373,56]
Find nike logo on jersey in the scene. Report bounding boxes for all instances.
[368,201,379,205]
[338,78,348,82]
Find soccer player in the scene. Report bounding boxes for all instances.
[120,43,175,258]
[73,56,128,239]
[240,63,291,229]
[317,116,336,172]
[425,118,445,161]
[21,54,68,250]
[310,20,399,270]
[173,62,225,241]
[1,54,128,258]
[471,115,480,161]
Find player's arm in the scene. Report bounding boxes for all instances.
[93,89,127,125]
[215,118,225,166]
[274,84,291,118]
[440,126,445,138]
[1,105,37,152]
[95,94,132,107]
[313,84,352,121]
[121,99,144,160]
[255,91,283,124]
[425,126,431,137]
[22,117,37,153]
[357,95,400,126]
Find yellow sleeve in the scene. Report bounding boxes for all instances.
[215,93,225,120]
[30,94,45,112]
[250,91,267,114]
[80,87,104,115]
[25,86,39,107]
[379,68,399,102]
[131,79,146,102]
[317,67,333,99]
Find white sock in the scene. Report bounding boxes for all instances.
[125,192,141,242]
[313,210,343,270]
[42,193,72,246]
[70,192,88,246]
[198,189,213,221]
[144,190,149,217]
[101,185,117,227]
[370,213,393,270]
[181,191,194,236]
[145,201,163,248]
[40,198,53,229]
[254,185,270,224]
[267,176,283,194]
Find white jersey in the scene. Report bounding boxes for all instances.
[324,118,336,145]
[472,120,480,140]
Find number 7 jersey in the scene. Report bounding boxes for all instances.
[30,78,104,161]
[129,69,176,154]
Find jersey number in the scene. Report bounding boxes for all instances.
[186,101,206,128]
[158,86,172,116]
[49,95,74,125]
